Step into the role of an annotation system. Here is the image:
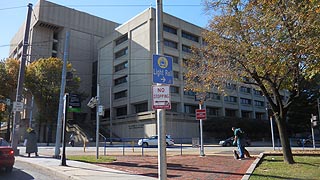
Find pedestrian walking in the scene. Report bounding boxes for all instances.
[232,127,250,160]
[25,128,39,157]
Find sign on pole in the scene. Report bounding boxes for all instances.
[196,109,206,120]
[152,85,171,109]
[153,54,173,84]
[13,102,24,112]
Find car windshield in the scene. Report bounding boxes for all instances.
[0,138,10,146]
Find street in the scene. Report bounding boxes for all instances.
[0,160,69,180]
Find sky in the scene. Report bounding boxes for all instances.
[0,0,211,60]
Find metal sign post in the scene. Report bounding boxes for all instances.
[61,93,69,166]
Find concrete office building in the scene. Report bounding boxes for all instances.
[9,0,119,141]
[97,8,270,139]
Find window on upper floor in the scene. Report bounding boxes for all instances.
[240,86,251,93]
[114,76,128,86]
[115,33,128,46]
[164,39,178,49]
[254,100,265,107]
[253,89,263,96]
[114,61,128,72]
[207,107,220,116]
[240,98,252,105]
[182,31,199,42]
[168,102,178,112]
[173,71,179,79]
[224,96,237,103]
[164,54,179,64]
[183,90,196,96]
[163,24,177,35]
[116,106,127,116]
[114,90,127,99]
[182,44,192,53]
[226,83,237,90]
[170,86,180,94]
[115,47,128,59]
[135,102,148,113]
[184,104,197,114]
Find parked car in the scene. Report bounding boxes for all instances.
[138,135,174,147]
[219,137,251,147]
[0,138,15,172]
[296,135,320,147]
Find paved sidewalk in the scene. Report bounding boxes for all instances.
[16,155,156,180]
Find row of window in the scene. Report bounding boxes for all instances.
[163,24,199,42]
[163,39,192,53]
[113,103,265,118]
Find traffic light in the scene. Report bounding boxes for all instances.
[0,103,6,112]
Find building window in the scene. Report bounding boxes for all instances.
[114,76,128,86]
[115,61,128,72]
[184,104,197,114]
[182,44,192,53]
[135,102,148,113]
[240,98,252,105]
[173,71,179,79]
[254,100,264,107]
[170,86,179,94]
[240,86,251,93]
[168,103,178,112]
[164,54,179,64]
[184,90,196,96]
[115,47,128,59]
[224,96,237,103]
[163,24,177,34]
[256,112,265,120]
[115,33,128,46]
[225,109,237,117]
[207,107,219,116]
[164,39,178,49]
[226,83,237,90]
[116,106,127,116]
[208,93,221,100]
[253,89,263,96]
[242,111,251,118]
[182,31,199,42]
[114,90,127,99]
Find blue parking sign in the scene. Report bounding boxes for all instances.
[153,54,173,84]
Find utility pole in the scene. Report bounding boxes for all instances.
[54,31,70,158]
[11,3,33,155]
[156,0,167,179]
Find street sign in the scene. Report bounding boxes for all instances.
[196,109,206,120]
[152,85,171,109]
[13,101,24,112]
[68,93,81,112]
[153,54,173,84]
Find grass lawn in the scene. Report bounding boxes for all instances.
[250,156,320,180]
[67,155,116,163]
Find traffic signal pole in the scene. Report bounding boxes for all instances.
[11,3,33,155]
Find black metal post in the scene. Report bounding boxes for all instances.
[61,93,69,166]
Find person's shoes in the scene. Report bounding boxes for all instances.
[233,150,239,159]
[35,153,39,157]
[28,153,30,157]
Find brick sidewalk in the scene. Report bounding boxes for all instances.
[97,155,255,180]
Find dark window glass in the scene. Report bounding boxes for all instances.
[116,106,127,116]
[115,61,128,72]
[163,24,177,35]
[114,90,127,99]
[114,76,128,86]
[115,34,128,46]
[115,47,128,59]
[182,44,192,53]
[182,31,199,42]
[164,39,178,49]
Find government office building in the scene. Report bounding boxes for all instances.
[9,0,273,141]
[97,8,272,139]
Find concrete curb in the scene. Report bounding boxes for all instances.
[241,152,264,180]
[16,156,81,180]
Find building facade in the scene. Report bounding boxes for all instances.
[97,8,270,140]
[9,0,119,141]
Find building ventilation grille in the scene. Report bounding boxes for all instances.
[38,22,60,30]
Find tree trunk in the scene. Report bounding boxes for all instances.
[274,115,295,164]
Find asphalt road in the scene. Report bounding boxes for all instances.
[0,160,69,180]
